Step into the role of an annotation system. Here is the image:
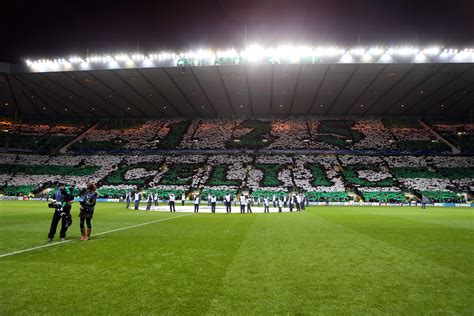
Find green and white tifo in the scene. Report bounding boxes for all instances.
[0,200,472,315]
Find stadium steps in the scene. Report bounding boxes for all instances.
[418,119,461,154]
[1,117,22,150]
[408,190,422,201]
[36,185,53,197]
[58,121,99,154]
[347,191,361,202]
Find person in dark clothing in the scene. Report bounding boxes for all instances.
[146,192,153,211]
[295,195,301,211]
[125,192,131,209]
[240,195,246,214]
[421,195,429,209]
[224,193,232,213]
[47,183,75,241]
[169,193,176,212]
[79,183,98,241]
[194,195,200,213]
[134,192,140,210]
[246,196,253,214]
[210,195,217,213]
[263,197,270,213]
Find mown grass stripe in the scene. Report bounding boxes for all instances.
[0,213,192,258]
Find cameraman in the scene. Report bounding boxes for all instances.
[79,182,98,241]
[47,183,74,242]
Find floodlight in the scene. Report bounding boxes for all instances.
[396,47,419,56]
[125,60,135,68]
[315,47,343,57]
[142,59,154,67]
[68,56,82,64]
[350,47,365,56]
[131,54,143,61]
[89,55,103,63]
[199,49,214,59]
[79,62,90,70]
[340,53,354,63]
[361,53,373,63]
[368,47,384,56]
[114,54,130,62]
[243,45,266,62]
[414,53,427,63]
[423,47,440,56]
[379,53,393,63]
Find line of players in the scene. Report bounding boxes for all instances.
[125,191,308,213]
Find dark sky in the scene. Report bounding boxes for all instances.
[1,0,473,63]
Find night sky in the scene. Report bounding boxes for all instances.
[1,0,473,63]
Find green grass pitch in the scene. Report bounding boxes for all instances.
[0,200,472,315]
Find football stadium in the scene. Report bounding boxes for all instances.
[1,1,473,314]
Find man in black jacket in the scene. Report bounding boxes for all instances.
[47,183,74,241]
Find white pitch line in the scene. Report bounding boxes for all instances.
[93,213,192,236]
[0,213,192,259]
[0,240,73,258]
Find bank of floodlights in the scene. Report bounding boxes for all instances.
[24,45,473,72]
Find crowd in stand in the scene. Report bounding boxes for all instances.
[0,152,472,204]
[0,116,472,204]
[3,117,469,154]
[268,119,310,149]
[432,121,474,153]
[179,119,235,149]
[0,118,88,153]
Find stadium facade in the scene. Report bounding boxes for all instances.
[1,46,473,118]
[0,45,472,206]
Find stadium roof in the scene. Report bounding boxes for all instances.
[0,46,473,118]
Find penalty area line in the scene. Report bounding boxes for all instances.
[0,213,192,259]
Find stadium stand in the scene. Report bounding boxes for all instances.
[0,115,472,203]
[69,119,191,152]
[3,117,472,155]
[429,120,474,154]
[383,118,451,153]
[1,141,472,203]
[3,46,471,208]
[0,119,88,154]
[0,117,90,154]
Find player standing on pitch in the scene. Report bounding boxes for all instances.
[79,182,98,241]
[47,183,74,241]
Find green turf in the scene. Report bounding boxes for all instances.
[0,201,473,315]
